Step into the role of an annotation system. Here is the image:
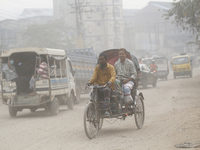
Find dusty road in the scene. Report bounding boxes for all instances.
[0,70,200,150]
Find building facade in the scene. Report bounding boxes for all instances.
[0,9,53,51]
[53,0,124,54]
[123,1,196,58]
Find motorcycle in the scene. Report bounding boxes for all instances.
[83,49,145,139]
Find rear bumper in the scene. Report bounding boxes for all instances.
[174,71,191,76]
[2,94,50,107]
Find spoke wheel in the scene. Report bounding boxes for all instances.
[98,117,104,130]
[134,96,145,129]
[84,102,98,139]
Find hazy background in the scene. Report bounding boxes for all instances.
[0,0,174,20]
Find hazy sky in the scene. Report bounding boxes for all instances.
[0,0,174,20]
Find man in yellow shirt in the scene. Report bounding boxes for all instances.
[87,53,116,116]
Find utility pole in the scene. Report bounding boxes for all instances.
[125,21,132,50]
[154,23,158,53]
[101,3,108,49]
[147,20,152,50]
[74,0,82,37]
[68,0,92,48]
[112,0,119,48]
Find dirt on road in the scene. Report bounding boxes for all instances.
[0,69,200,150]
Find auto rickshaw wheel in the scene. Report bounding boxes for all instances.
[74,86,81,104]
[67,94,74,110]
[50,97,59,116]
[30,108,36,112]
[9,106,17,117]
[165,76,168,80]
[190,71,192,78]
[174,74,176,79]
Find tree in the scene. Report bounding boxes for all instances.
[18,20,75,49]
[165,0,200,42]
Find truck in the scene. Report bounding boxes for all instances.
[65,47,97,104]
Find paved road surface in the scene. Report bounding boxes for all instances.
[0,69,200,150]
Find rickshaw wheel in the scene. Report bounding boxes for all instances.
[98,117,104,130]
[50,97,59,116]
[9,107,17,117]
[84,102,98,139]
[134,96,145,129]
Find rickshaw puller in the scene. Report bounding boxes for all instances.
[87,53,116,116]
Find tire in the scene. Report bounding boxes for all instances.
[9,107,17,117]
[84,102,98,139]
[50,97,59,116]
[174,74,176,79]
[165,76,168,80]
[98,117,104,130]
[134,96,145,129]
[142,78,148,88]
[67,94,74,110]
[152,77,157,87]
[74,86,81,104]
[30,108,36,112]
[190,71,192,78]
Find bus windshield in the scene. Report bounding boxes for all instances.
[173,57,189,65]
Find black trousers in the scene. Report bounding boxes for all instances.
[12,76,32,94]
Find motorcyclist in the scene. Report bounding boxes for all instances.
[86,53,116,116]
[150,60,158,72]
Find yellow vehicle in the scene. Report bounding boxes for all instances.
[172,54,192,79]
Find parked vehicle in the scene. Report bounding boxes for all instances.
[153,57,169,80]
[0,48,76,117]
[65,47,97,104]
[171,54,192,79]
[84,49,145,139]
[138,64,157,88]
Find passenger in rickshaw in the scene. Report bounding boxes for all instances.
[37,56,48,79]
[114,48,137,104]
[87,53,116,116]
[17,57,35,94]
[3,57,21,94]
